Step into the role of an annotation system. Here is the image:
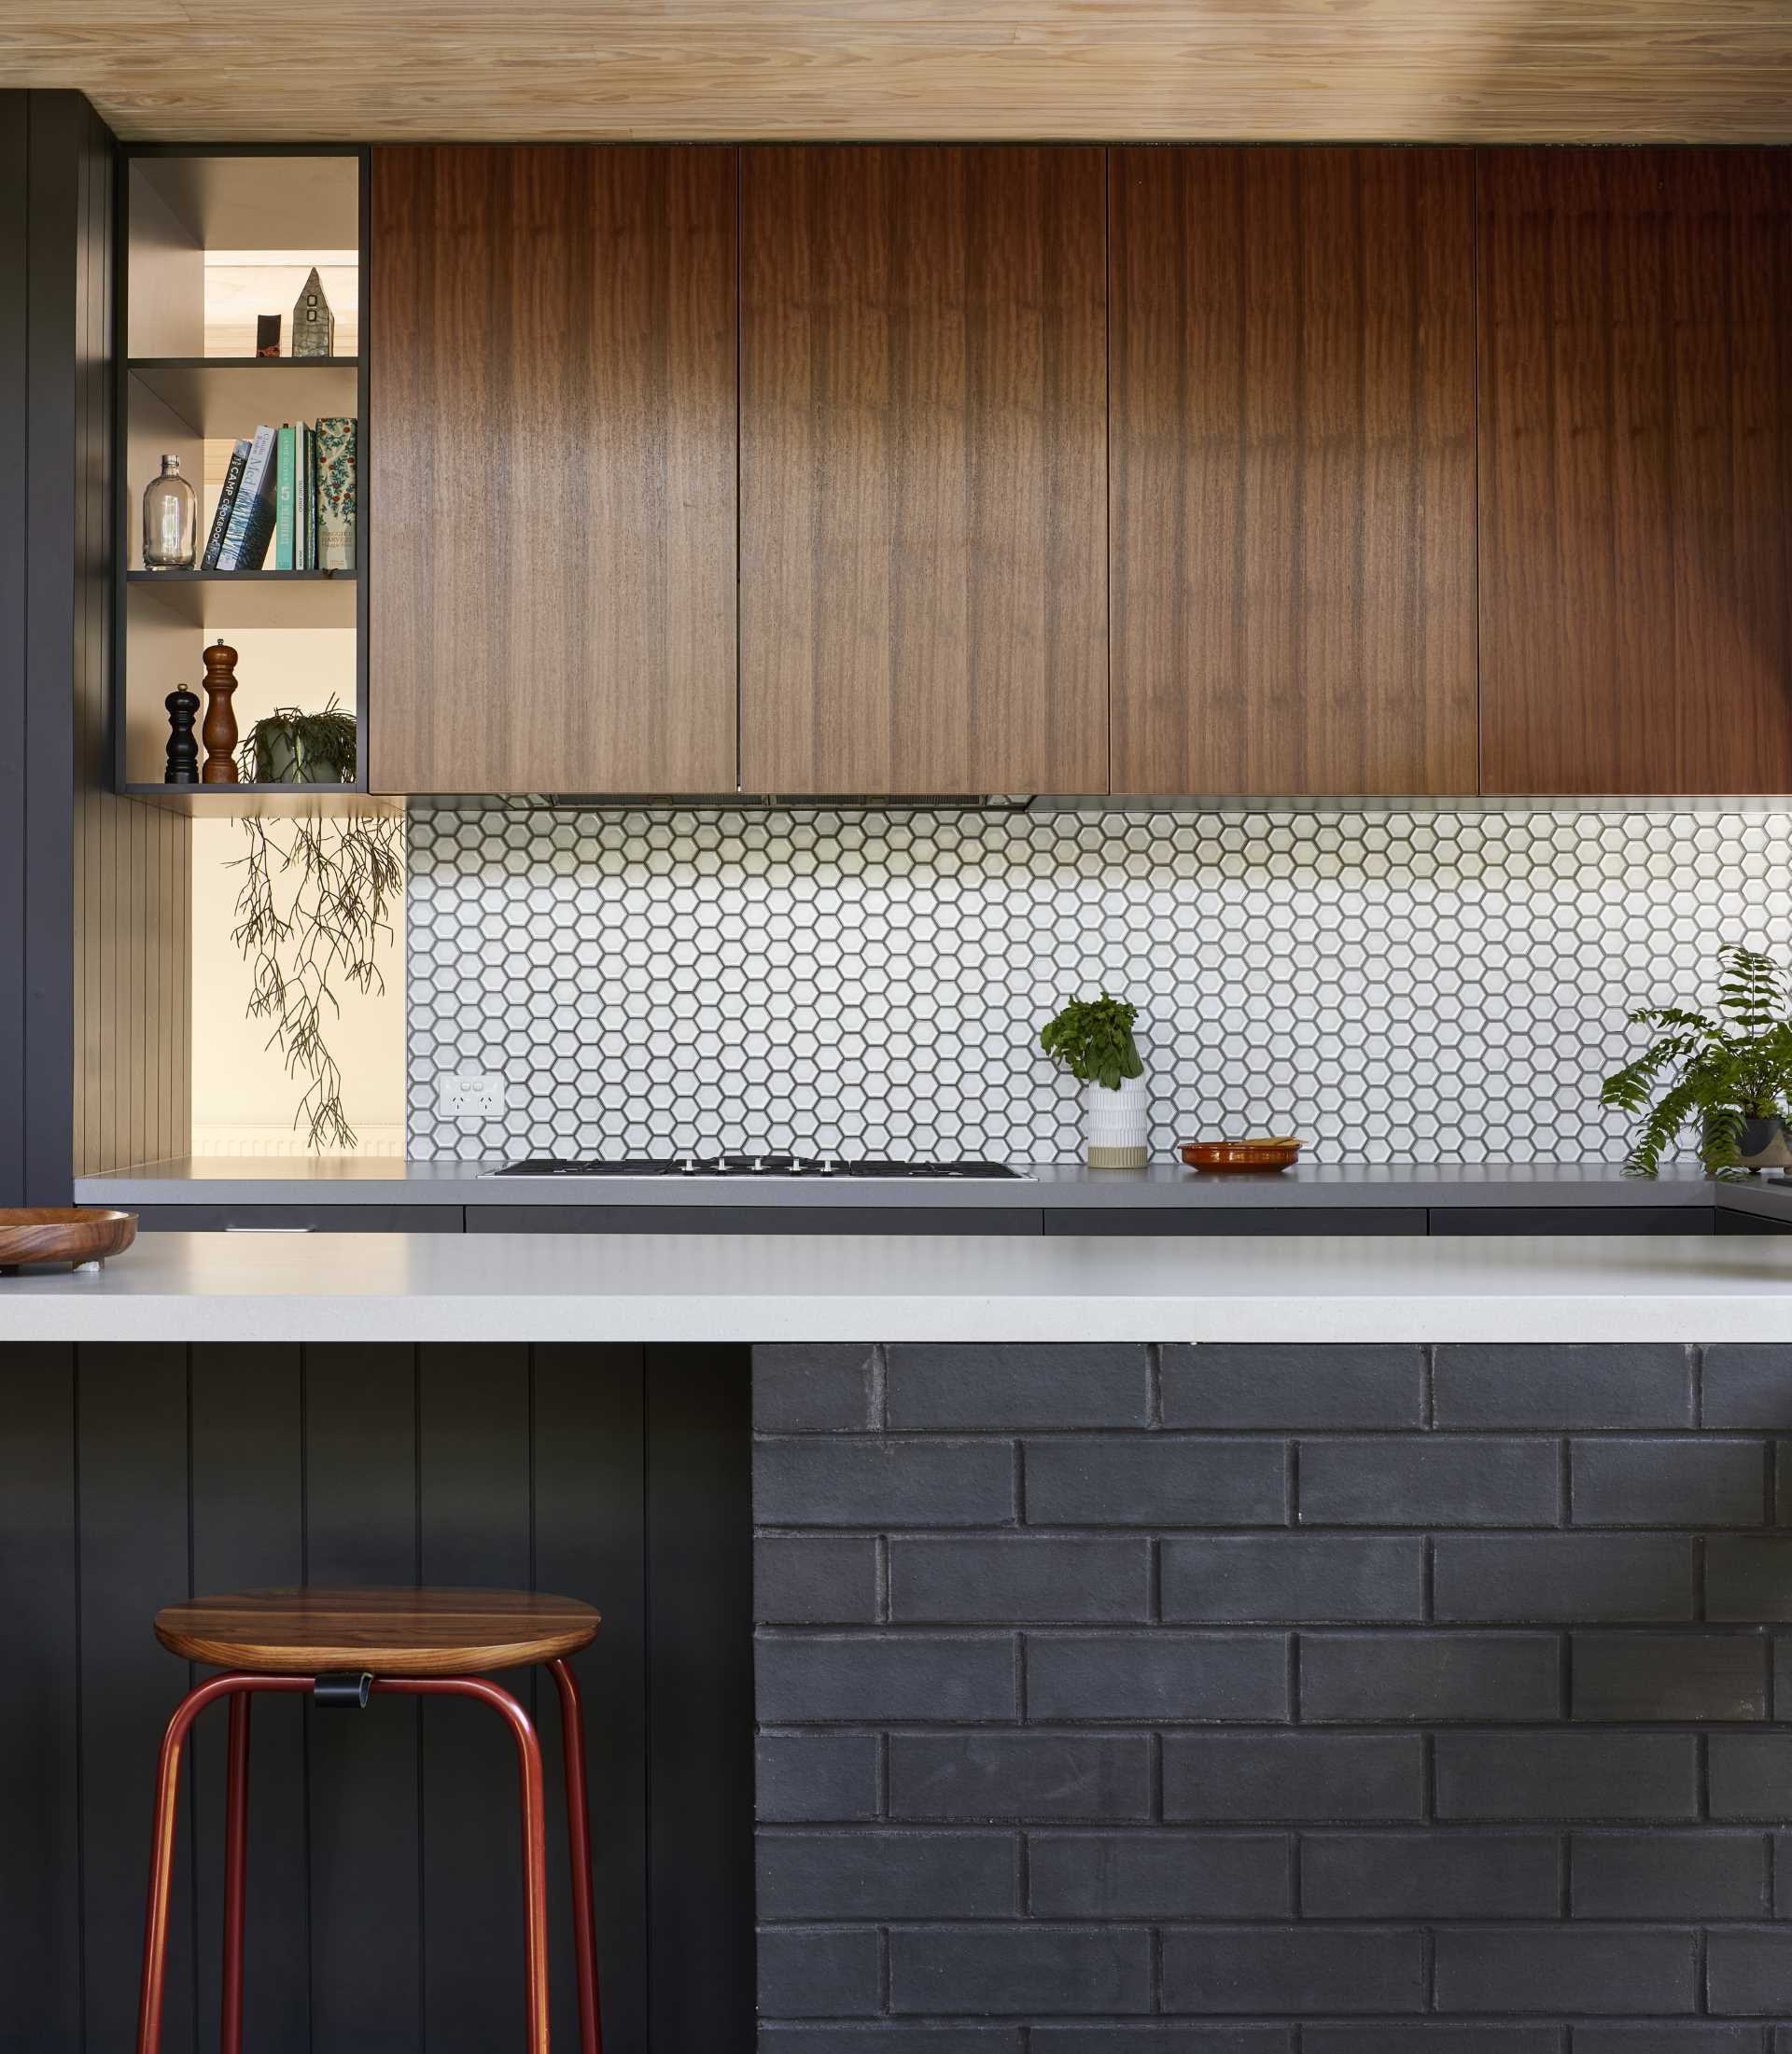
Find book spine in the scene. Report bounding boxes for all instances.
[217,426,278,571]
[315,415,357,572]
[200,439,251,569]
[301,424,315,571]
[273,425,295,570]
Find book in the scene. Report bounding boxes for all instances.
[301,423,316,571]
[200,438,251,569]
[315,416,357,571]
[273,424,296,570]
[295,423,308,571]
[217,425,279,570]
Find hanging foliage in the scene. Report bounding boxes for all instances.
[231,812,404,1151]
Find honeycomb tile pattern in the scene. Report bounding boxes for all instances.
[406,804,1792,1164]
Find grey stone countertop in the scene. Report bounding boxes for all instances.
[8,1229,1792,1343]
[72,1156,1792,1212]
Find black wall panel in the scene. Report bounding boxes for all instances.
[0,1339,752,2054]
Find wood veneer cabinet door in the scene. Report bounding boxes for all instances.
[1478,149,1792,794]
[1109,147,1478,797]
[740,146,1107,796]
[370,146,737,794]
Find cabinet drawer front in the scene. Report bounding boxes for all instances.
[466,1206,1042,1236]
[134,1205,465,1232]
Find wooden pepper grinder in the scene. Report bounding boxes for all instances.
[163,688,200,784]
[200,638,240,784]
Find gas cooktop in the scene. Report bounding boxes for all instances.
[488,1154,1027,1181]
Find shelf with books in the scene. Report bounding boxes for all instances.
[115,146,368,797]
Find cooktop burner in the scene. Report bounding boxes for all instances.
[489,1154,1026,1181]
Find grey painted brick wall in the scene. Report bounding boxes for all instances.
[753,1341,1792,2052]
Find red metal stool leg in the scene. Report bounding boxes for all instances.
[220,1688,252,2054]
[135,1674,308,2054]
[378,1676,552,2054]
[549,1657,604,2054]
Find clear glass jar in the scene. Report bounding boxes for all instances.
[141,454,196,570]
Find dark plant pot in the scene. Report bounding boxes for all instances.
[1734,1116,1792,1172]
[255,730,351,785]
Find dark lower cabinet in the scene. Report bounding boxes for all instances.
[133,1205,465,1232]
[466,1205,1042,1235]
[1429,1205,1715,1235]
[1044,1207,1429,1237]
[1717,1206,1792,1235]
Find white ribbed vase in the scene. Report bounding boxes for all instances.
[1083,1074,1150,1168]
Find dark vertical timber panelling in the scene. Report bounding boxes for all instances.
[0,1346,80,2054]
[189,1345,308,2053]
[646,1346,755,2048]
[534,1347,650,2054]
[21,91,83,1203]
[1,1340,749,2053]
[0,100,25,1209]
[77,1344,194,2054]
[303,1344,424,2052]
[418,1345,532,2054]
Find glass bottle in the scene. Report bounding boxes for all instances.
[141,454,197,570]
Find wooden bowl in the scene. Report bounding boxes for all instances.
[0,1208,138,1274]
[1179,1139,1303,1174]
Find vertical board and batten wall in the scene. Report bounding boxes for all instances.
[4,89,190,1202]
[0,1339,753,2054]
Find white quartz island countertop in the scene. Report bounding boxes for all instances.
[5,1231,1792,1344]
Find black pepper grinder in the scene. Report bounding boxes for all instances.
[164,688,200,785]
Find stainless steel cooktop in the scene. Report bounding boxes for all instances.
[487,1154,1029,1181]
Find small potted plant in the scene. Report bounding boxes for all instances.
[1601,944,1792,1175]
[240,699,357,785]
[1041,991,1150,1167]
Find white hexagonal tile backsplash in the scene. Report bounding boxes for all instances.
[405,803,1792,1164]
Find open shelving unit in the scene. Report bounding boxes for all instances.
[114,145,373,813]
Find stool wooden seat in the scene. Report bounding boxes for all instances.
[154,1586,601,1676]
[134,1585,606,2054]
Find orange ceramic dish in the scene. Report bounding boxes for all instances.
[1179,1139,1303,1173]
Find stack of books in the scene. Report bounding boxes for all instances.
[200,418,357,573]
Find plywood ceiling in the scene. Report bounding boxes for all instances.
[2,0,1789,143]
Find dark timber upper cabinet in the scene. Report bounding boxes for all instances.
[1109,147,1478,797]
[739,147,1108,796]
[369,146,738,794]
[1478,149,1792,794]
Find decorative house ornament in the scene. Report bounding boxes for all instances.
[290,267,334,358]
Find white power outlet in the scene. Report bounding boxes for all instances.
[439,1070,507,1119]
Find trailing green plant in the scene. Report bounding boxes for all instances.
[1600,943,1792,1176]
[1040,991,1144,1091]
[238,698,358,784]
[231,812,403,1150]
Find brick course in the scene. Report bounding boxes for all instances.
[754,1341,1792,2046]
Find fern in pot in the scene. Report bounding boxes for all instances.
[1601,944,1792,1175]
[1041,992,1149,1167]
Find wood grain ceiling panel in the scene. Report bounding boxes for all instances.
[1,2,1788,143]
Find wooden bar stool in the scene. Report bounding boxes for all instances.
[134,1586,604,2054]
